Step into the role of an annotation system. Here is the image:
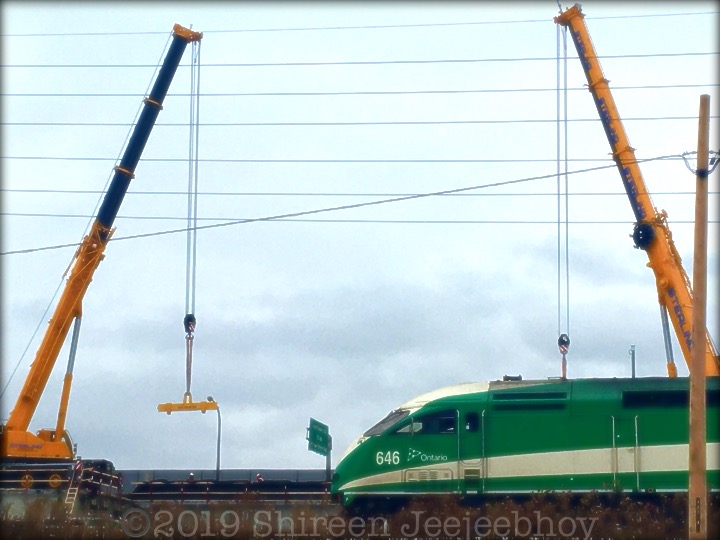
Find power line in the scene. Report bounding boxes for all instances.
[1,11,716,37]
[3,212,714,224]
[0,155,682,257]
[3,83,717,97]
[0,156,684,164]
[3,189,711,197]
[3,51,717,69]
[3,213,714,225]
[3,116,714,127]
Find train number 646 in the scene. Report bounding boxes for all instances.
[376,451,400,465]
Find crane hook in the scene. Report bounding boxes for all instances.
[184,313,196,335]
[558,333,570,380]
[183,313,196,399]
[558,333,570,354]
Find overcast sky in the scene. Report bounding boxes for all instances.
[2,1,718,472]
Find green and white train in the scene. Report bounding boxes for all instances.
[331,376,719,507]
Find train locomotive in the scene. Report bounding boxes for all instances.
[331,376,719,508]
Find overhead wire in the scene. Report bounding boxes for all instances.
[4,83,718,97]
[3,189,712,197]
[0,155,688,257]
[3,213,714,225]
[4,51,718,69]
[1,10,717,37]
[0,156,689,164]
[5,115,717,127]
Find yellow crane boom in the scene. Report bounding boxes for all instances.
[555,4,719,377]
[1,24,203,462]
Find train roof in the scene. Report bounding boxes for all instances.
[397,376,712,411]
[399,381,489,410]
[398,378,565,410]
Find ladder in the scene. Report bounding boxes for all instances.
[65,460,84,514]
[64,486,79,514]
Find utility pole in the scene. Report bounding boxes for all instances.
[688,94,709,540]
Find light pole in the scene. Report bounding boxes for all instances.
[208,396,221,481]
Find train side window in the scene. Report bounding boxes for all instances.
[622,389,719,408]
[465,412,479,432]
[412,410,456,435]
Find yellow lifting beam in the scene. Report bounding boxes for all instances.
[157,393,218,415]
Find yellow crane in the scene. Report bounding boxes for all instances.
[555,4,719,377]
[1,24,203,463]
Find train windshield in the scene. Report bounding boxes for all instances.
[363,409,409,437]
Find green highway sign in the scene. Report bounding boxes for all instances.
[306,417,332,457]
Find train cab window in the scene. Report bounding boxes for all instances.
[465,412,480,432]
[363,409,410,437]
[393,420,422,435]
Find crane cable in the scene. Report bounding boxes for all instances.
[183,37,202,401]
[556,11,571,378]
